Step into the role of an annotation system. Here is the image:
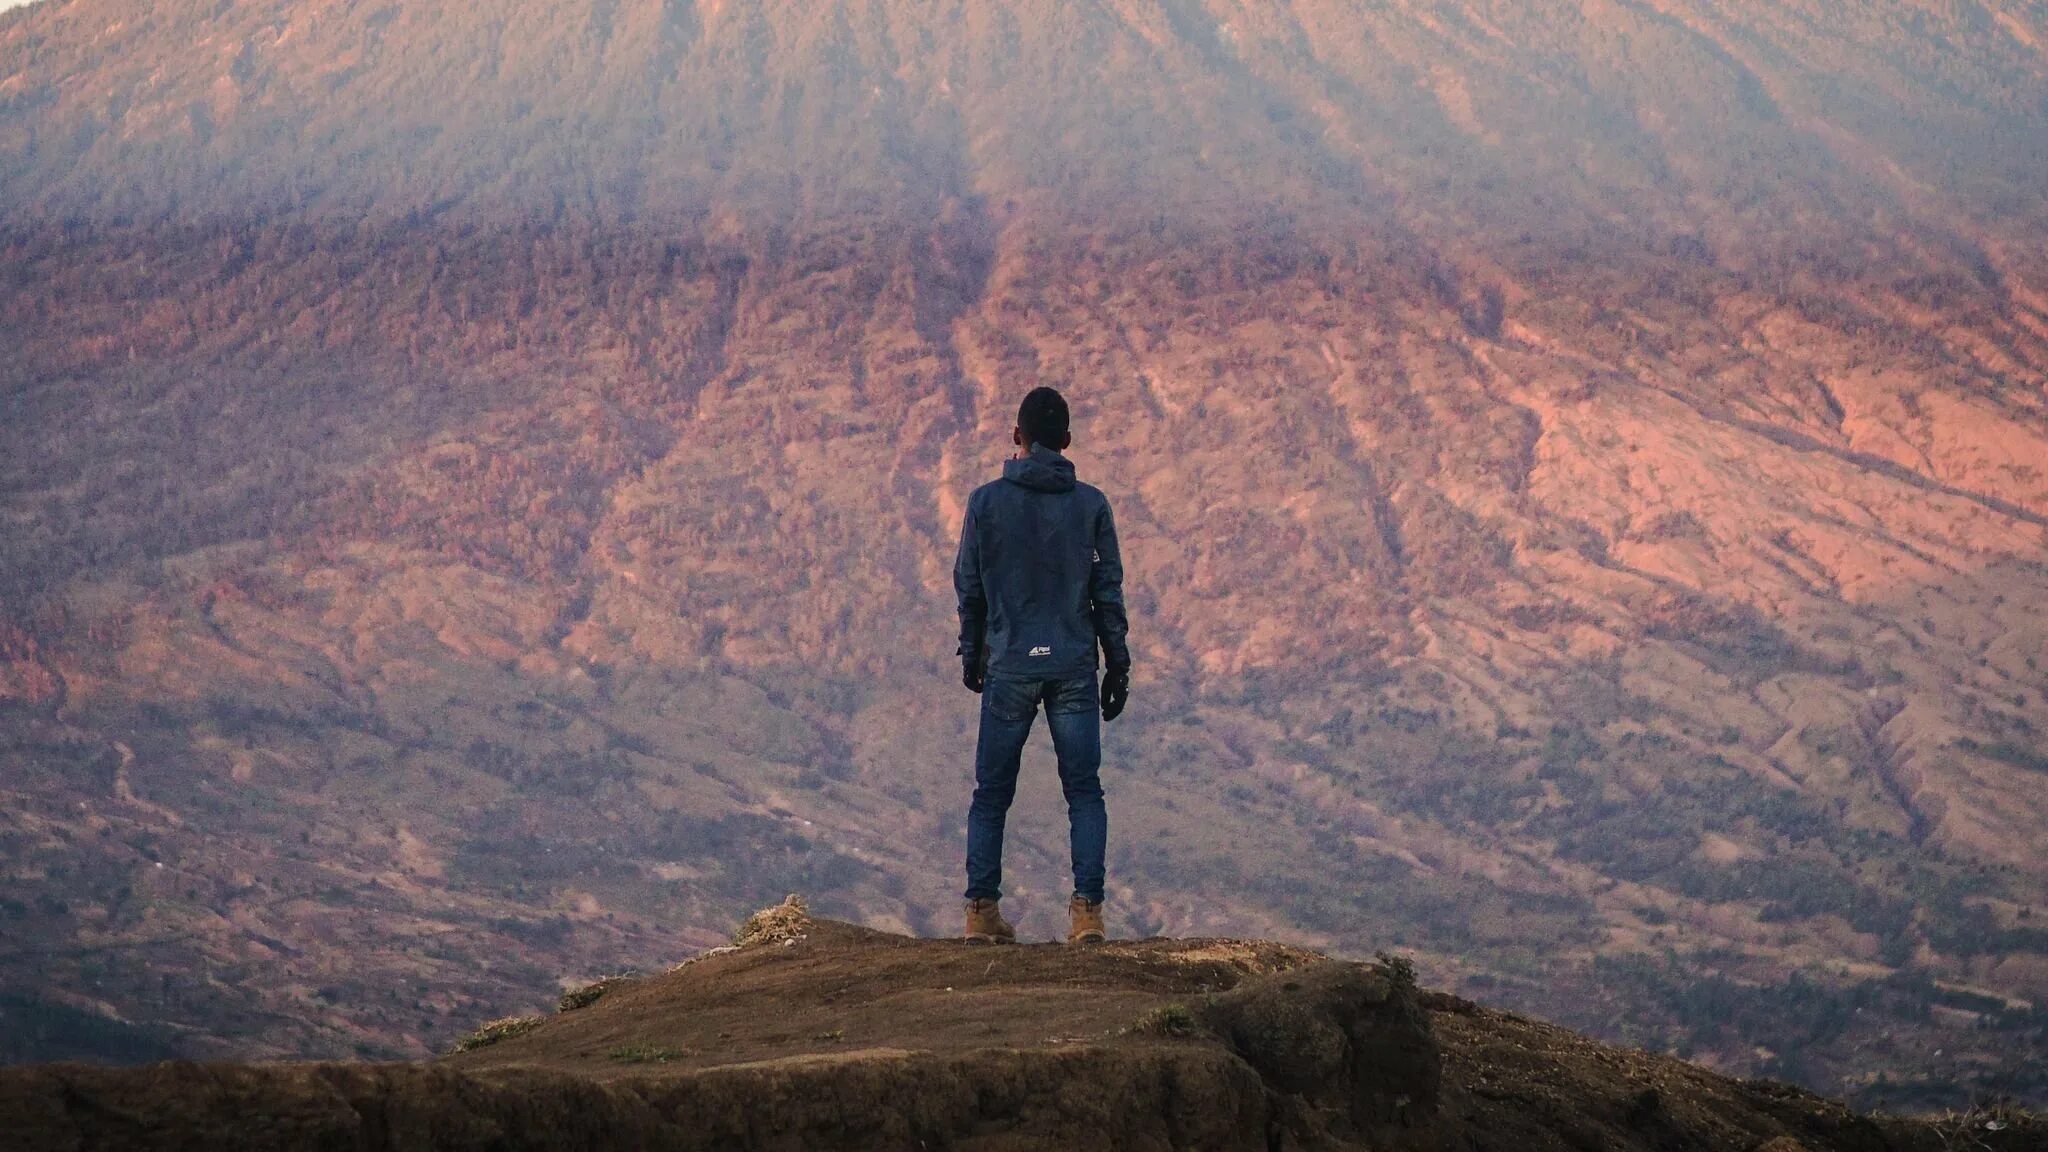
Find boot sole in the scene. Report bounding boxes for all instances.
[1066,931,1106,945]
[964,934,1016,945]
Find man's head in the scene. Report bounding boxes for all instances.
[1014,386,1071,453]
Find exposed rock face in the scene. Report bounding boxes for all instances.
[2,0,2047,1107]
[1199,959,1440,1140]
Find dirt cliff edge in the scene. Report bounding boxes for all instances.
[0,912,2036,1151]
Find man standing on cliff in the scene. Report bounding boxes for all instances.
[954,386,1131,945]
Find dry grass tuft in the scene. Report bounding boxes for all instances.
[557,973,639,1013]
[607,1044,692,1065]
[1929,1100,2037,1151]
[733,894,811,948]
[453,1015,544,1052]
[1125,1003,1201,1038]
[668,945,740,974]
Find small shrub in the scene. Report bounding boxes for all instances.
[453,1015,543,1052]
[1375,951,1417,991]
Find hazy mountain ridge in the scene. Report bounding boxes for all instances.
[5,0,2048,241]
[3,0,2048,1108]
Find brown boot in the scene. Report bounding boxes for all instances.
[964,898,1016,944]
[1067,895,1106,944]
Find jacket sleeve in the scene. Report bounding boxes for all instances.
[1089,498,1131,671]
[953,500,987,663]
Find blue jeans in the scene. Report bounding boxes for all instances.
[965,674,1107,904]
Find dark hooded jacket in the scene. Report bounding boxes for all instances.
[954,444,1130,682]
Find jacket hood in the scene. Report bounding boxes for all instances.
[1003,444,1078,493]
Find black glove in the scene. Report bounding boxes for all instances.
[1101,665,1130,722]
[962,655,984,694]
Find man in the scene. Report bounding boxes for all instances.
[953,386,1131,945]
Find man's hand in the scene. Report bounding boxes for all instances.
[1101,665,1130,722]
[963,656,985,694]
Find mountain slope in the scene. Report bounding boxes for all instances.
[2,0,2047,1107]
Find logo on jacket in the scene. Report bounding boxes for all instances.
[1029,646,1052,657]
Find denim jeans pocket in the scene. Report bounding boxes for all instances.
[1043,674,1099,716]
[983,677,1040,723]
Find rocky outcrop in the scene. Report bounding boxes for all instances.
[2,917,2037,1151]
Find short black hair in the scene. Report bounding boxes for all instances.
[1017,386,1070,447]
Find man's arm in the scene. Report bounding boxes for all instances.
[1089,499,1130,672]
[954,501,987,689]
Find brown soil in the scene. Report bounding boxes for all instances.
[2,914,2038,1151]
